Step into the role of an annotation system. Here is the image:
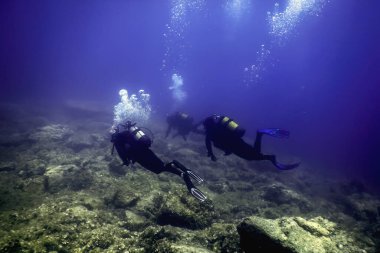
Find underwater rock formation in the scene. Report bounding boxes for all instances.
[29,124,73,142]
[0,162,16,172]
[0,103,379,253]
[155,191,216,229]
[262,183,313,213]
[44,164,93,193]
[237,215,373,253]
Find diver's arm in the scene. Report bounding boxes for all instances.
[205,135,217,161]
[114,142,131,166]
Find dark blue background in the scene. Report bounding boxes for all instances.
[1,0,379,190]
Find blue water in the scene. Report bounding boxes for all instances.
[1,0,379,190]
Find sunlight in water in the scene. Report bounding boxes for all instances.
[244,0,328,86]
[224,0,252,21]
[268,0,328,43]
[161,0,205,73]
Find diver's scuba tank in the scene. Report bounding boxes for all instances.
[128,125,152,148]
[218,116,245,137]
[120,121,152,148]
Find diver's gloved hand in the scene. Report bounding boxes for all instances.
[207,152,217,162]
[273,161,300,170]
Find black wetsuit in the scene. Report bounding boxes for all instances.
[166,112,196,141]
[111,123,207,201]
[202,115,299,171]
[112,129,175,174]
[112,131,166,174]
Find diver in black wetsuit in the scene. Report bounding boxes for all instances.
[111,121,207,201]
[202,115,299,170]
[165,112,198,141]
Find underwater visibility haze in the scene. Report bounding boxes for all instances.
[1,0,380,252]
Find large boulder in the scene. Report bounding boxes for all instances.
[262,183,313,213]
[237,215,373,253]
[137,226,214,253]
[105,188,141,209]
[154,188,216,230]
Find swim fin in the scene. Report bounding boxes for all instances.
[259,128,290,138]
[190,187,207,202]
[273,161,300,170]
[181,171,207,202]
[186,170,204,184]
[173,160,204,183]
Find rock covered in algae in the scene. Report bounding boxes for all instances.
[154,188,216,229]
[135,225,214,253]
[201,223,241,253]
[0,194,130,252]
[65,132,95,152]
[237,215,373,253]
[168,244,214,253]
[0,161,16,172]
[262,183,313,213]
[43,164,92,193]
[29,124,73,142]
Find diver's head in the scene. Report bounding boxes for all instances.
[119,121,136,130]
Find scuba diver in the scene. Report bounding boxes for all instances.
[111,121,207,202]
[165,112,198,141]
[202,115,299,170]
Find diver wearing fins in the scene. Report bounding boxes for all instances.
[165,111,201,141]
[111,121,207,202]
[201,115,299,170]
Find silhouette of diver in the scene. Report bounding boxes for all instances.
[165,112,200,141]
[111,121,207,201]
[202,115,299,170]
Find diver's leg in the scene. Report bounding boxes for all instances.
[262,154,299,170]
[163,160,204,183]
[136,149,168,174]
[254,129,290,153]
[162,162,183,176]
[137,150,206,201]
[253,131,264,153]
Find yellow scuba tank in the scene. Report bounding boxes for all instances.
[219,116,245,137]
